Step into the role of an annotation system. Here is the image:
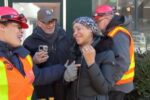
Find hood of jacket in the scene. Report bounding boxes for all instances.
[104,15,131,34]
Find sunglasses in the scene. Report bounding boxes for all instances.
[0,14,27,22]
[93,12,113,20]
[93,13,106,20]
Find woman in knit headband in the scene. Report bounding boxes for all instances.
[64,16,116,100]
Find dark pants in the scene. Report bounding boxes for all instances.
[109,91,125,100]
[32,83,66,100]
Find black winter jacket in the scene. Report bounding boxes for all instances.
[23,25,71,99]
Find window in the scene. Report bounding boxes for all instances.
[13,2,60,43]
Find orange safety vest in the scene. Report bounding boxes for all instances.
[108,26,135,85]
[0,54,35,100]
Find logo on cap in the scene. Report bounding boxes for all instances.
[46,10,52,15]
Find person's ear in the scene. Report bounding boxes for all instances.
[37,21,42,27]
[0,23,5,31]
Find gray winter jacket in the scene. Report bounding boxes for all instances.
[105,15,134,93]
[66,37,116,100]
[111,32,134,93]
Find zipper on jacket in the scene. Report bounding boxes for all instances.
[76,56,83,100]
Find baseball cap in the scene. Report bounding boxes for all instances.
[37,7,56,23]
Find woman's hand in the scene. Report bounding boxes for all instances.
[81,45,96,67]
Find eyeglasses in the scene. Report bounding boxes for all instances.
[0,14,27,22]
[93,12,113,20]
[10,23,22,30]
[93,13,106,20]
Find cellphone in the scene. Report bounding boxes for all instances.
[38,45,48,52]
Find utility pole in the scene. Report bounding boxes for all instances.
[134,0,138,31]
[63,0,66,30]
[4,0,8,6]
[116,0,119,11]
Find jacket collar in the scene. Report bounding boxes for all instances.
[0,41,30,58]
[32,24,65,42]
[104,15,125,34]
[13,46,30,58]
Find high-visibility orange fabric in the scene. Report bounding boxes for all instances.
[108,26,135,85]
[0,55,34,100]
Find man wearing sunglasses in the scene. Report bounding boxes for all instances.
[0,6,67,100]
[24,7,71,100]
[93,5,135,100]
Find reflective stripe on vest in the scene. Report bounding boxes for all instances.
[108,26,135,85]
[0,60,9,100]
[27,96,32,100]
[0,54,34,100]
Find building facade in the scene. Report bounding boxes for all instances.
[1,0,150,51]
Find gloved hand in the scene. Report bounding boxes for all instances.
[64,60,81,82]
